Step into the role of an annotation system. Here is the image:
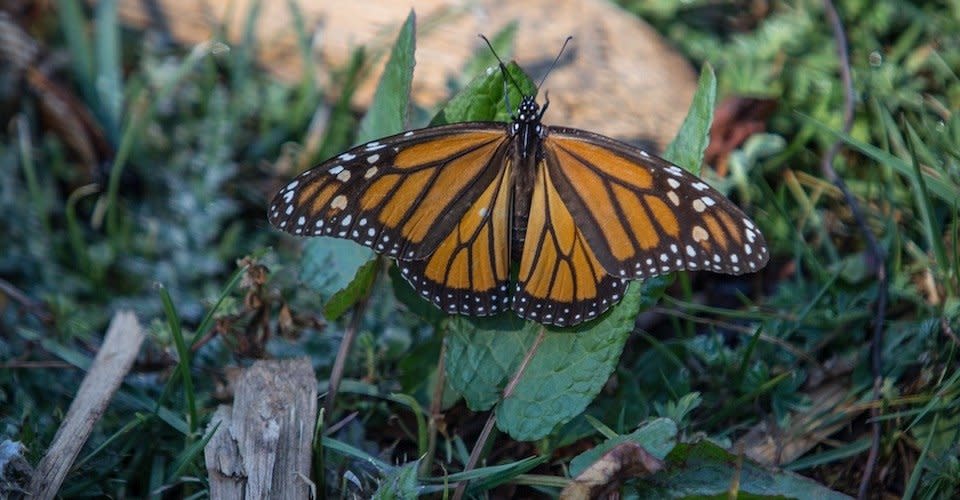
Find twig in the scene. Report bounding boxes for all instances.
[323,300,368,423]
[820,1,887,498]
[421,331,448,476]
[0,277,53,324]
[324,411,359,437]
[28,311,145,499]
[452,326,547,500]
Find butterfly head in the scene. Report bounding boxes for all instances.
[515,96,541,124]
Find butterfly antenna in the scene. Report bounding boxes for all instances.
[537,36,573,90]
[479,34,525,97]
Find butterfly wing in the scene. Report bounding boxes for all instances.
[398,158,513,316]
[269,124,511,260]
[542,127,769,280]
[513,159,627,326]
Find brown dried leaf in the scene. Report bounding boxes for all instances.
[560,442,665,500]
[705,96,777,175]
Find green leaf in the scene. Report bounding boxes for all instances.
[639,439,850,499]
[419,455,548,495]
[372,459,420,499]
[94,0,122,142]
[323,258,379,320]
[496,277,669,441]
[299,237,375,297]
[358,10,416,142]
[431,61,536,125]
[568,418,679,477]
[663,63,717,176]
[56,0,94,107]
[446,315,535,411]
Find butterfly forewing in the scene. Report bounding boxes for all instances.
[269,124,510,260]
[542,127,769,280]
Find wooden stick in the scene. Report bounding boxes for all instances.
[28,311,145,499]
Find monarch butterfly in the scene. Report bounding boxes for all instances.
[269,40,768,327]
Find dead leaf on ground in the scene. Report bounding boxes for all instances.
[560,442,665,500]
[705,96,777,175]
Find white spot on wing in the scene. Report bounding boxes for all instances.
[668,191,680,206]
[692,226,709,242]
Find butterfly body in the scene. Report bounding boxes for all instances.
[507,97,548,263]
[269,95,768,326]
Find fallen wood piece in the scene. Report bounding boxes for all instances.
[205,358,318,499]
[27,311,145,500]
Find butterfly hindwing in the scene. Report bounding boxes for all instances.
[397,159,514,317]
[514,159,627,326]
[542,127,769,280]
[269,124,510,260]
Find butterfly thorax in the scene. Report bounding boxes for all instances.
[509,96,546,264]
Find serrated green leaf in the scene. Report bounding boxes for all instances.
[639,440,850,499]
[496,277,670,441]
[372,458,420,499]
[568,418,678,477]
[663,63,717,176]
[431,61,536,125]
[323,258,378,320]
[445,315,535,411]
[358,10,416,142]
